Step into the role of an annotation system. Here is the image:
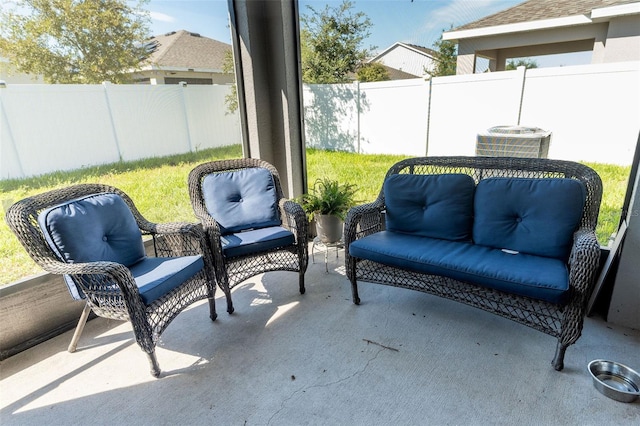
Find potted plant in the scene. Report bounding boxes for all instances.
[300,178,358,244]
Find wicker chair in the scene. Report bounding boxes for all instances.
[5,184,217,377]
[345,156,603,370]
[188,158,308,314]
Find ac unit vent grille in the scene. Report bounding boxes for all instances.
[476,126,551,158]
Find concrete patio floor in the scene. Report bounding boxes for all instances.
[1,245,639,425]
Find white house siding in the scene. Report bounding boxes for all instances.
[598,15,640,63]
[375,45,435,77]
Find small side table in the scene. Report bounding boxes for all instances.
[311,237,344,273]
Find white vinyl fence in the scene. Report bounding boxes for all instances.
[1,61,639,180]
[304,61,640,165]
[1,83,241,179]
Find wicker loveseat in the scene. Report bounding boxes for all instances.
[345,156,602,371]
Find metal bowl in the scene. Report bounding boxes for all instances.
[588,360,640,403]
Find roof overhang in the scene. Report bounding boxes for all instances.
[591,2,640,20]
[443,2,640,41]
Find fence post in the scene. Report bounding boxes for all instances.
[425,74,433,156]
[0,82,25,178]
[354,80,361,153]
[102,82,122,160]
[516,65,527,125]
[179,81,194,152]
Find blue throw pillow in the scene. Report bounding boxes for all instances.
[473,178,586,260]
[384,174,476,241]
[202,168,281,234]
[38,193,146,267]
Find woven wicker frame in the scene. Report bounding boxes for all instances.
[344,156,603,371]
[188,158,309,314]
[5,184,217,377]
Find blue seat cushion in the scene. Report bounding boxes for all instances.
[384,174,475,242]
[38,193,146,266]
[222,226,295,258]
[349,231,570,304]
[129,256,204,305]
[202,168,281,234]
[473,178,585,260]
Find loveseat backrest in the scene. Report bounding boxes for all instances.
[380,156,602,231]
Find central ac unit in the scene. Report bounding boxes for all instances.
[476,125,551,158]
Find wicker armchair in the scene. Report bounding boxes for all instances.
[188,158,308,314]
[5,184,217,377]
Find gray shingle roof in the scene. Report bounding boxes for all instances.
[145,30,231,70]
[403,43,438,57]
[455,0,637,31]
[380,65,420,80]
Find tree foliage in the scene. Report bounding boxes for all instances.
[430,26,457,77]
[356,62,389,82]
[506,58,539,70]
[0,0,151,84]
[221,48,238,113]
[300,0,374,84]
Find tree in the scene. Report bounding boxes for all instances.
[222,48,238,113]
[430,26,457,77]
[0,0,151,84]
[506,58,539,70]
[300,0,374,84]
[356,62,389,82]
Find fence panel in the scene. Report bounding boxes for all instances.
[303,84,359,151]
[519,62,640,164]
[2,62,638,181]
[427,69,524,156]
[358,79,430,156]
[1,85,120,178]
[0,84,240,179]
[184,85,241,150]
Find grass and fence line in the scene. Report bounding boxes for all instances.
[0,145,630,285]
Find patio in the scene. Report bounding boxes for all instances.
[1,244,638,425]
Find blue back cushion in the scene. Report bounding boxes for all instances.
[202,168,280,234]
[473,178,585,260]
[384,174,475,241]
[38,193,146,267]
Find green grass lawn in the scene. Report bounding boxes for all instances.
[0,146,631,285]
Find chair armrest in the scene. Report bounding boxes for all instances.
[144,221,209,258]
[279,199,308,244]
[567,228,601,304]
[344,200,385,247]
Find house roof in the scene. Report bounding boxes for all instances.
[142,30,231,71]
[370,42,437,62]
[380,65,420,80]
[454,0,638,31]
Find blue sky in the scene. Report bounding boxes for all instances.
[146,0,591,68]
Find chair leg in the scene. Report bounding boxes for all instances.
[68,303,92,353]
[350,278,361,305]
[299,271,305,294]
[208,297,217,321]
[219,276,234,314]
[552,341,567,371]
[226,295,234,314]
[147,351,161,378]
